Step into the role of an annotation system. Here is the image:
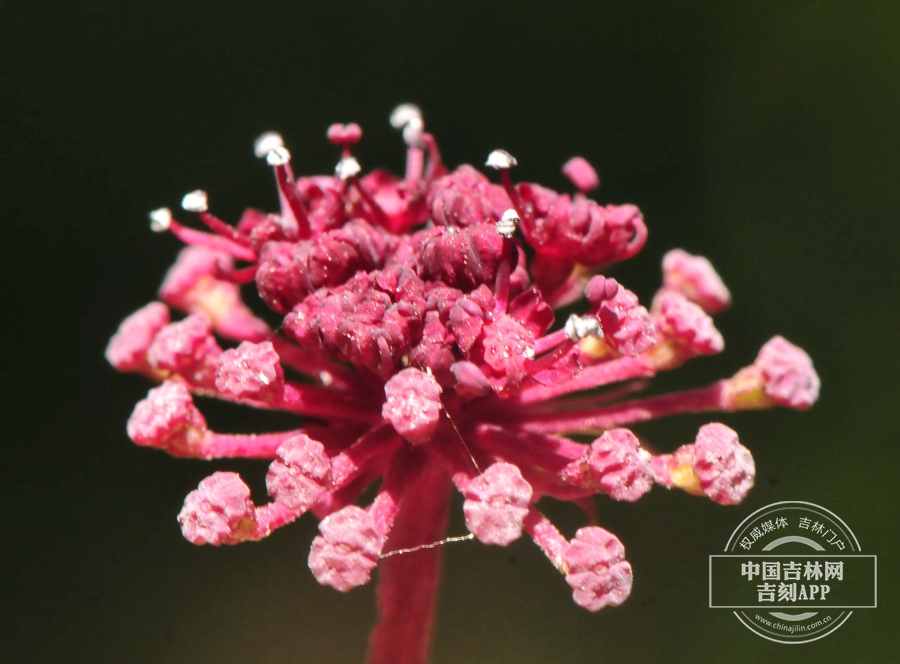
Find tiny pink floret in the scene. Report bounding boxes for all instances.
[309,505,383,592]
[216,340,285,400]
[755,336,820,409]
[463,462,533,546]
[266,434,333,510]
[560,429,653,502]
[661,249,731,314]
[564,527,633,612]
[127,380,207,453]
[178,471,256,545]
[693,423,755,505]
[591,278,656,356]
[382,368,443,444]
[146,313,219,373]
[652,291,724,356]
[105,301,170,371]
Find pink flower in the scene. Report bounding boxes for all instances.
[651,423,755,505]
[108,104,819,664]
[659,248,732,314]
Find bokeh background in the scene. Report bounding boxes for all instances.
[2,2,897,662]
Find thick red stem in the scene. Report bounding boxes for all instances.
[367,452,452,664]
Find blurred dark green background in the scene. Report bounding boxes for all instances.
[1,1,897,662]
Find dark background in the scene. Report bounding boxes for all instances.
[2,2,897,662]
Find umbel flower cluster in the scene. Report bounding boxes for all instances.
[107,105,819,664]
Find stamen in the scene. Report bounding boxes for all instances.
[390,104,426,181]
[149,207,172,232]
[338,156,391,227]
[495,208,519,238]
[265,146,291,166]
[148,208,256,261]
[253,131,284,158]
[390,103,423,130]
[492,208,520,314]
[402,117,424,147]
[485,149,518,170]
[181,189,208,212]
[256,135,311,238]
[181,190,248,245]
[485,149,521,214]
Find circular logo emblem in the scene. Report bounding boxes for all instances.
[709,501,876,644]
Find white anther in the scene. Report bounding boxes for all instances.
[495,208,520,238]
[181,189,208,212]
[149,207,172,232]
[254,132,284,158]
[335,156,362,181]
[265,146,291,166]
[402,116,424,146]
[485,149,518,170]
[564,314,603,342]
[319,371,333,387]
[390,103,422,129]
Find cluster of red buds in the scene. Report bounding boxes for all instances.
[107,104,819,664]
